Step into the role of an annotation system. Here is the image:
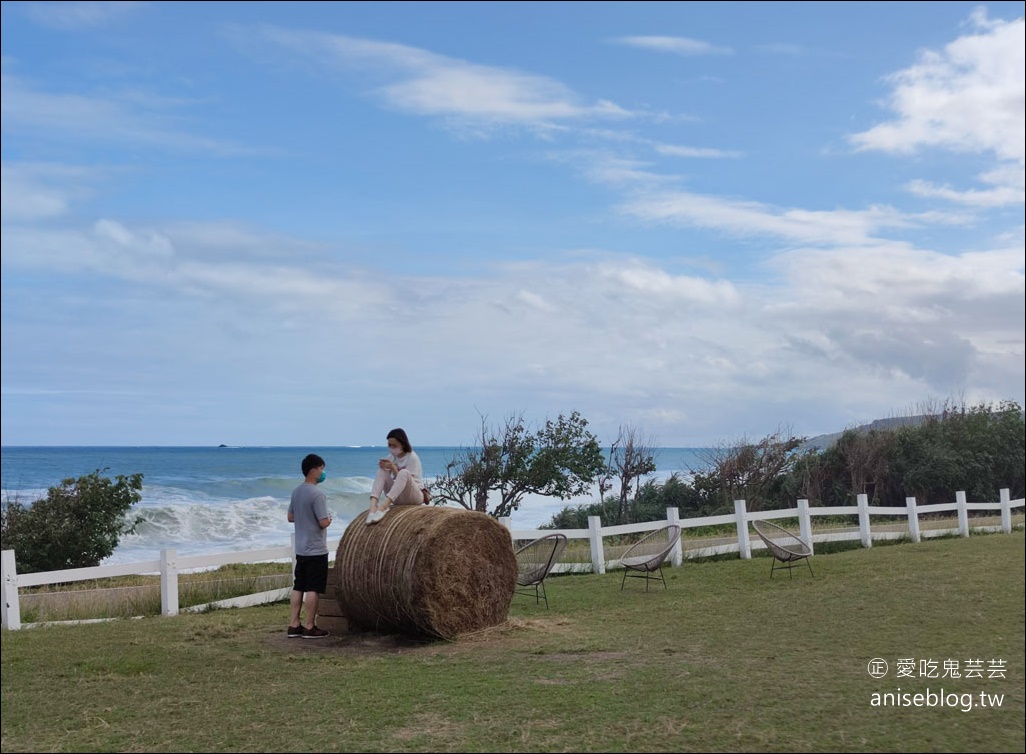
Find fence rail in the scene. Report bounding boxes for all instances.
[3,489,1022,630]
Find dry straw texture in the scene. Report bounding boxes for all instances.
[335,506,517,639]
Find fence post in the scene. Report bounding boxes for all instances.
[906,497,921,543]
[160,548,179,617]
[1000,488,1011,533]
[1,550,21,631]
[734,499,751,559]
[956,491,969,537]
[667,507,683,566]
[797,499,813,554]
[858,494,872,548]
[588,515,605,574]
[499,516,511,532]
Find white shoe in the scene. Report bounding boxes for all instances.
[365,510,380,525]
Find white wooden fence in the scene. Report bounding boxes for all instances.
[2,488,1022,631]
[502,488,1021,573]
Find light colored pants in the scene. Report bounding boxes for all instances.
[371,468,422,505]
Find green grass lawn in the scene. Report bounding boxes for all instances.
[2,530,1023,753]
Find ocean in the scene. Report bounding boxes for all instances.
[0,446,708,565]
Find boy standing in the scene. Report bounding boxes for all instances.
[286,453,332,638]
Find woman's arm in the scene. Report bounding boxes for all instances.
[407,451,423,481]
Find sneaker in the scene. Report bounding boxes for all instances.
[302,625,329,639]
[366,510,380,525]
[286,625,305,638]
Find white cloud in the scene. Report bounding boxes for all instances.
[2,207,1022,444]
[567,151,674,189]
[0,216,390,321]
[613,36,733,56]
[92,219,174,259]
[619,189,925,246]
[0,70,259,155]
[514,290,556,312]
[653,143,743,159]
[906,166,1025,207]
[755,43,806,57]
[0,163,87,220]
[850,10,1024,206]
[851,12,1024,161]
[21,1,146,30]
[594,261,741,306]
[253,27,636,130]
[767,242,1024,390]
[773,244,1024,322]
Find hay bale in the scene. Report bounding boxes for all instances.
[335,505,517,639]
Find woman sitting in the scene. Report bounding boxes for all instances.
[366,427,424,524]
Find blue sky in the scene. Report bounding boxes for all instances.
[2,1,1023,448]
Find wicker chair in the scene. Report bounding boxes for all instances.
[752,520,814,579]
[514,533,568,608]
[619,525,682,591]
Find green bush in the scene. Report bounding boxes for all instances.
[545,398,1024,527]
[1,468,143,573]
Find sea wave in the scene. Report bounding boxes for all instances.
[1,445,707,566]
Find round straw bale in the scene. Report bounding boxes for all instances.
[335,505,517,639]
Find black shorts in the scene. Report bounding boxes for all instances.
[293,553,329,594]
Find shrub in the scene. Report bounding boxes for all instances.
[1,468,143,573]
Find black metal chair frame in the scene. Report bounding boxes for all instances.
[514,533,568,608]
[752,519,815,579]
[619,525,682,592]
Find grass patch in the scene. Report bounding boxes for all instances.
[2,530,1023,752]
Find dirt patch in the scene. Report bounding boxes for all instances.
[266,615,579,656]
[267,627,434,655]
[529,650,631,662]
[391,711,467,743]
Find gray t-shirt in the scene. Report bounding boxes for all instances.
[288,482,329,556]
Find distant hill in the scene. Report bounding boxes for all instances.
[799,415,933,452]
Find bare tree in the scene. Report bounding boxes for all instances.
[607,424,657,524]
[835,428,891,502]
[429,413,513,513]
[695,425,805,511]
[595,437,618,510]
[794,452,828,503]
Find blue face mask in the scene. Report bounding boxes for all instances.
[317,471,326,484]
